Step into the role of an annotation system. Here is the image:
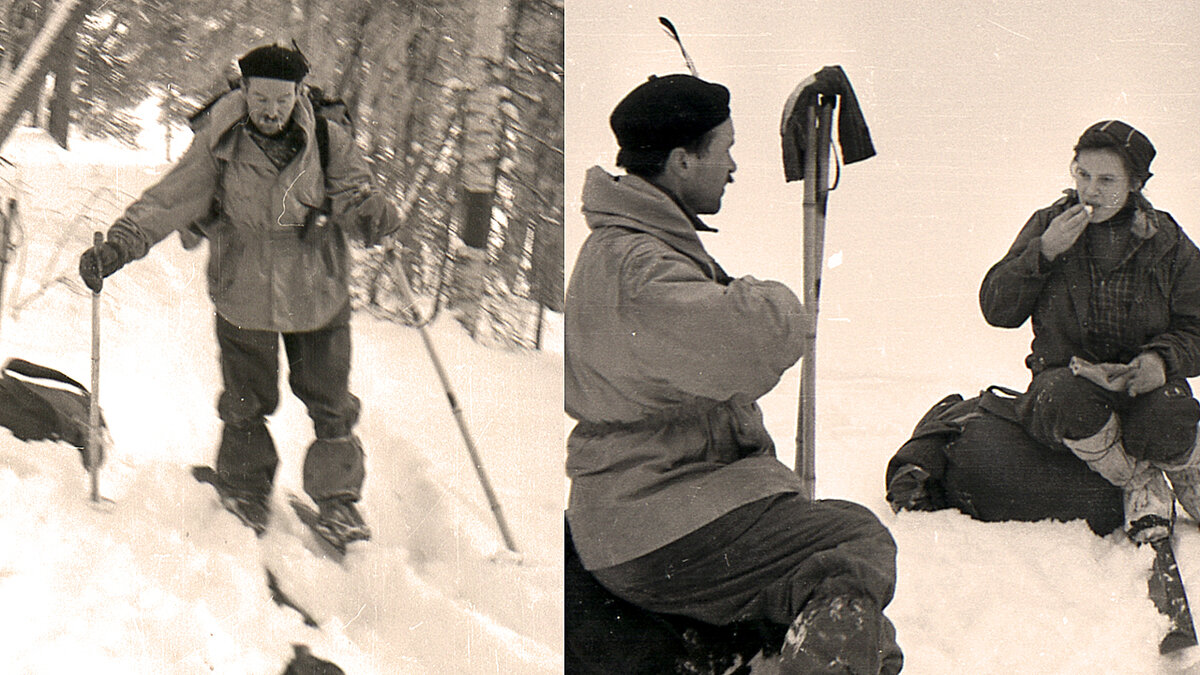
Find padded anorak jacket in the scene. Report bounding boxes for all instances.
[566,166,809,570]
[109,90,396,332]
[980,191,1200,379]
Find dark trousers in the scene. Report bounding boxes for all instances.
[590,494,900,661]
[1019,367,1200,463]
[214,306,363,500]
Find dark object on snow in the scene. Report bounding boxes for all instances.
[781,64,875,182]
[0,358,104,468]
[885,386,1124,535]
[266,569,319,628]
[281,644,344,675]
[1150,537,1198,653]
[565,518,783,674]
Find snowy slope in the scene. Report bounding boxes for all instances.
[0,125,563,673]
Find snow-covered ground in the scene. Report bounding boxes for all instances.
[569,3,1200,673]
[0,122,563,673]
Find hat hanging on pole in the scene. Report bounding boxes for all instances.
[659,17,699,77]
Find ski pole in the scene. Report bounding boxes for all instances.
[796,97,834,500]
[0,199,12,339]
[393,249,519,554]
[87,230,102,503]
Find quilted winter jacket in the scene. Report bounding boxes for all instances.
[980,193,1200,379]
[565,166,809,570]
[111,90,395,332]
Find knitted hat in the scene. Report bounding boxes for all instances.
[1077,120,1155,180]
[238,44,309,83]
[610,74,730,162]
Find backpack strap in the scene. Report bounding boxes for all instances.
[314,113,330,173]
[301,114,334,241]
[977,385,1025,425]
[3,358,88,395]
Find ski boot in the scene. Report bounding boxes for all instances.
[315,496,372,545]
[1124,469,1174,544]
[780,594,882,674]
[191,465,270,536]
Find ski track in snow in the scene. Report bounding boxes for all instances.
[0,127,563,673]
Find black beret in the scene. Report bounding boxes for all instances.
[1077,120,1155,179]
[238,44,309,83]
[610,74,730,153]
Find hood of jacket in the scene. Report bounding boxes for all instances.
[581,166,721,279]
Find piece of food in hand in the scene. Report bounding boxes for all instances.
[1083,203,1095,217]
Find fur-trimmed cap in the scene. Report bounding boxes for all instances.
[610,74,730,156]
[237,43,309,83]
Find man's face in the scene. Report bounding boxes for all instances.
[678,119,736,215]
[244,77,298,136]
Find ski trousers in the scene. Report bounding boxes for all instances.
[590,493,901,660]
[1018,367,1200,464]
[214,304,364,501]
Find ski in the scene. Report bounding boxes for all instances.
[1148,536,1198,654]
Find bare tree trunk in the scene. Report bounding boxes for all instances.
[452,0,511,333]
[46,16,80,148]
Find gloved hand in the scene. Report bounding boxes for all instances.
[1069,356,1133,392]
[78,241,126,293]
[886,464,936,513]
[354,191,398,248]
[1125,351,1167,397]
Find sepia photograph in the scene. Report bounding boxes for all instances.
[566,2,1200,673]
[0,0,562,673]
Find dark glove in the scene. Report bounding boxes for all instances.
[78,241,126,293]
[886,464,936,513]
[354,192,399,248]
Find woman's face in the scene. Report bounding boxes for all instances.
[1072,148,1135,222]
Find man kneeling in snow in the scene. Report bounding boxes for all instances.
[76,43,399,544]
[565,74,902,674]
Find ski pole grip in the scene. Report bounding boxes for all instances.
[92,231,103,294]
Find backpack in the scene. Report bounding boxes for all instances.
[885,385,1123,535]
[0,358,105,468]
[179,84,351,248]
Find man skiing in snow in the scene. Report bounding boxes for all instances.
[565,74,902,674]
[77,43,398,546]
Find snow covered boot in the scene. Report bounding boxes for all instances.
[223,490,270,536]
[1123,469,1174,543]
[191,465,270,536]
[1063,415,1172,544]
[315,496,372,546]
[1159,435,1200,522]
[1167,468,1200,522]
[779,594,882,674]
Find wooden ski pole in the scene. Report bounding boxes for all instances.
[87,230,102,503]
[796,97,834,500]
[393,250,519,554]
